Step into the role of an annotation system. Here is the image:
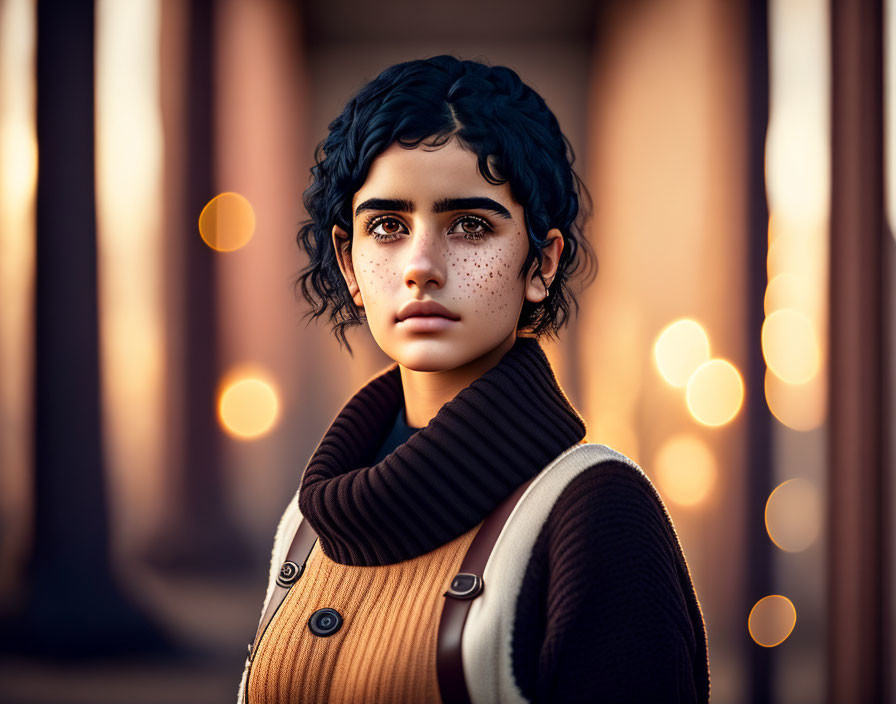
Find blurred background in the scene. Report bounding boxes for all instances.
[0,0,892,702]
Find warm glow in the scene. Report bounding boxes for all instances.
[886,0,896,241]
[765,367,827,430]
[218,374,280,439]
[766,230,825,282]
[95,0,165,547]
[765,112,828,227]
[653,319,711,388]
[592,413,640,467]
[764,272,813,317]
[685,359,744,427]
[1,118,37,211]
[761,309,821,384]
[198,192,256,251]
[0,0,36,584]
[765,0,830,228]
[653,434,716,506]
[765,478,822,552]
[748,595,797,647]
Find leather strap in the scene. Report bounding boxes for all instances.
[247,516,318,663]
[436,475,537,704]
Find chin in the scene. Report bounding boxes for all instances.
[389,343,468,372]
[387,336,505,374]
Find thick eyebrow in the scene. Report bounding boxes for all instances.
[433,197,512,219]
[354,196,513,220]
[354,198,414,217]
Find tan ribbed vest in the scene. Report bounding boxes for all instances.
[247,520,483,704]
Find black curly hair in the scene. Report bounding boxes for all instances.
[293,54,598,356]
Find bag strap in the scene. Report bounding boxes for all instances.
[436,475,537,704]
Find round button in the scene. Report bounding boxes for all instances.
[277,560,302,588]
[308,608,343,637]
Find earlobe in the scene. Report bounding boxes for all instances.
[331,224,364,309]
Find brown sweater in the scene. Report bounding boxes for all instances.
[241,335,710,703]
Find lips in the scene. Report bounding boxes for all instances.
[396,300,460,322]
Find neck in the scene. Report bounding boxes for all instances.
[398,331,517,428]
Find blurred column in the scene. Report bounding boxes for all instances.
[884,2,896,700]
[0,0,37,607]
[763,0,831,702]
[142,0,251,573]
[584,0,750,699]
[745,0,773,700]
[5,0,166,656]
[213,0,312,558]
[828,0,888,701]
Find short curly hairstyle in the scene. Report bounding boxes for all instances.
[293,54,598,356]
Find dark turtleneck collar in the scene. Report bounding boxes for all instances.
[298,335,587,566]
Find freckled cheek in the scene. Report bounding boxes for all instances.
[447,243,525,316]
[353,254,396,298]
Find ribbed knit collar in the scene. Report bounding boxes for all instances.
[298,335,587,566]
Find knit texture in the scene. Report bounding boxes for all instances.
[512,460,711,702]
[252,334,711,702]
[298,335,587,566]
[248,523,481,704]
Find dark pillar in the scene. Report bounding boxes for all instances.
[828,0,888,701]
[745,0,773,701]
[142,0,251,574]
[5,0,168,657]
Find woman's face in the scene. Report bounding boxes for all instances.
[332,138,560,372]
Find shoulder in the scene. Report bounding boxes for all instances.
[541,452,675,552]
[536,450,698,631]
[511,450,709,701]
[541,448,707,656]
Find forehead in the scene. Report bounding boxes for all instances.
[351,139,517,213]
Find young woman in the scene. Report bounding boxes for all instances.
[239,55,710,703]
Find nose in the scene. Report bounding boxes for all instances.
[402,225,446,291]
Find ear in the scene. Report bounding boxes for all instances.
[331,224,364,309]
[524,228,565,303]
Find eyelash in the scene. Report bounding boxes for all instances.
[363,214,493,242]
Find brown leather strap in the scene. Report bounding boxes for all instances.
[437,476,537,704]
[247,515,318,663]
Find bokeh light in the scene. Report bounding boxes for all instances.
[218,374,280,439]
[653,319,711,388]
[765,478,822,552]
[198,191,256,251]
[653,433,716,506]
[761,308,821,384]
[685,359,745,427]
[765,106,829,226]
[764,272,814,317]
[764,367,827,430]
[748,595,797,647]
[766,231,824,282]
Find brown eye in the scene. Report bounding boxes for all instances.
[379,218,401,234]
[367,216,407,241]
[449,215,492,240]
